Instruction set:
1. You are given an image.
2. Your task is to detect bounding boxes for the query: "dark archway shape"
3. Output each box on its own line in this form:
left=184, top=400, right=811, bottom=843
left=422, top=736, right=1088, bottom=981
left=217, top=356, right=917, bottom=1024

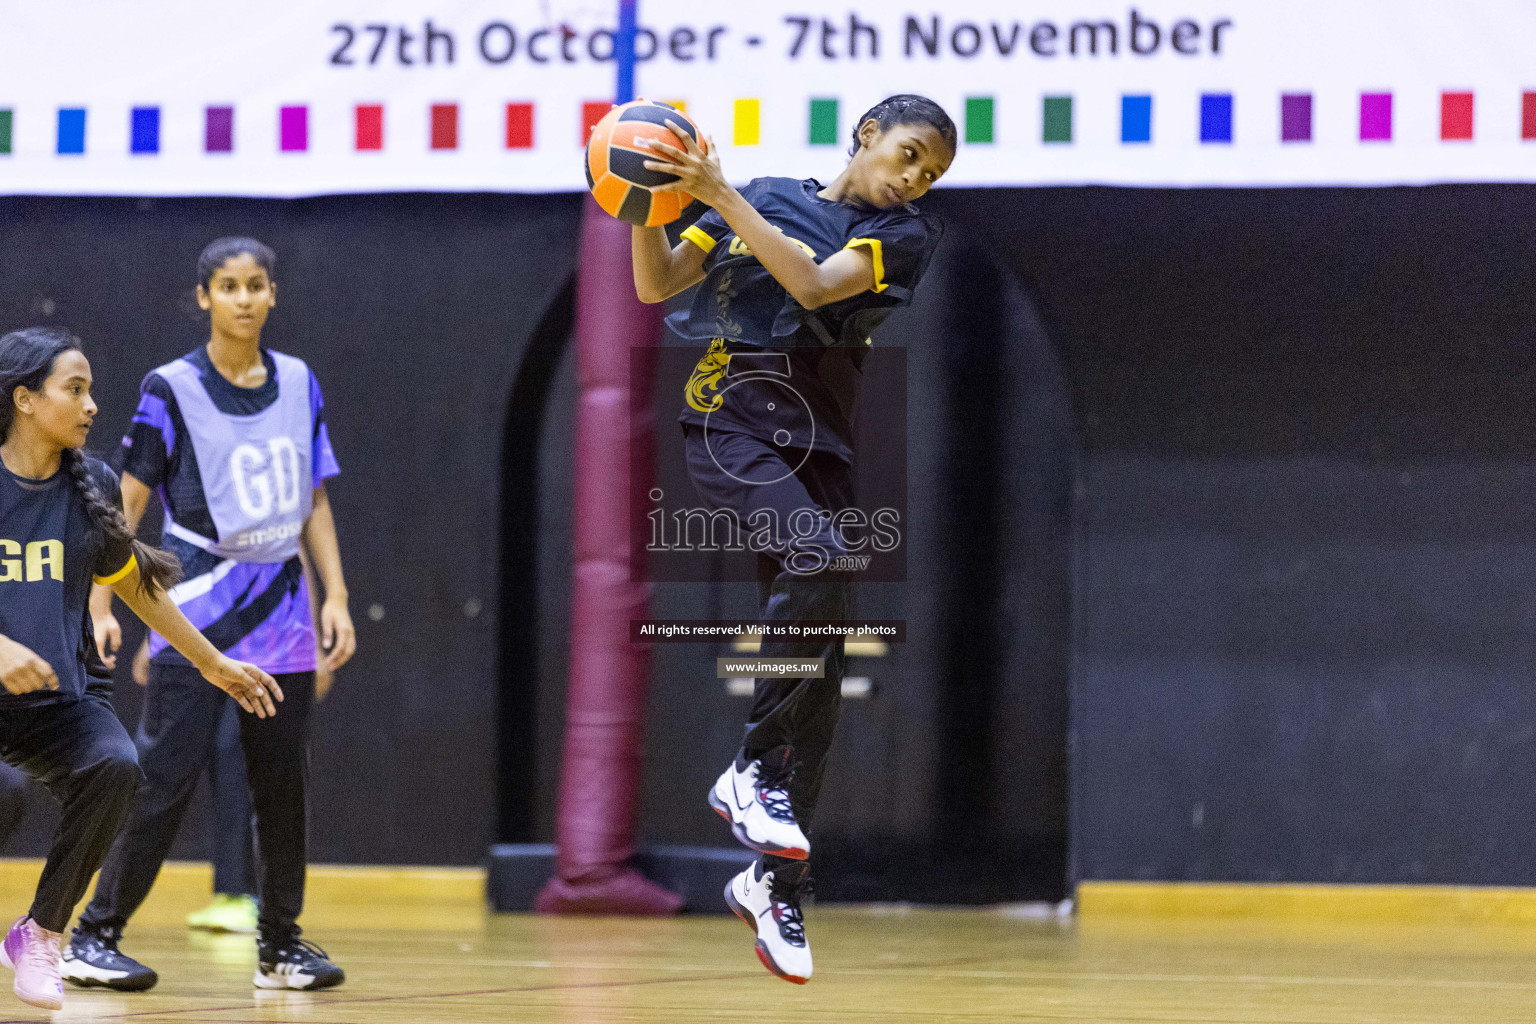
left=497, top=274, right=577, bottom=842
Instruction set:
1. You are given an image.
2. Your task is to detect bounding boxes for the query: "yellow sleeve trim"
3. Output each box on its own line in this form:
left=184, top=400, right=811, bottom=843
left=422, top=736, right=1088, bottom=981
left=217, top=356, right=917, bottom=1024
left=843, top=237, right=888, bottom=293
left=681, top=225, right=717, bottom=255
left=93, top=553, right=137, bottom=587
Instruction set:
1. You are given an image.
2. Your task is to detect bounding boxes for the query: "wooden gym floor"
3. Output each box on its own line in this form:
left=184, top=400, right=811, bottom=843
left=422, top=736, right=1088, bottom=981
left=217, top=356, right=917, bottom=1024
left=1, top=864, right=1534, bottom=1022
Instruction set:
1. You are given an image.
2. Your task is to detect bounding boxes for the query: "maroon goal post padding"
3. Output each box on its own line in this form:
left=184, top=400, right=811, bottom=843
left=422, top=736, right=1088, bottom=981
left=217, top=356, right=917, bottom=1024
left=535, top=200, right=682, bottom=915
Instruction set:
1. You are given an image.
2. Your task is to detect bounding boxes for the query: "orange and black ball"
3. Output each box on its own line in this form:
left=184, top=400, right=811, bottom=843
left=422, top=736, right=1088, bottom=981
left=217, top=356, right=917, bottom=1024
left=585, top=100, right=708, bottom=227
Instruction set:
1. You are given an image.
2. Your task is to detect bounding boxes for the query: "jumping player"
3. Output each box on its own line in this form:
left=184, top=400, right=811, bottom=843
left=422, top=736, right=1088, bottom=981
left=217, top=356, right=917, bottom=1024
left=65, top=237, right=355, bottom=992
left=0, top=327, right=278, bottom=1011
left=631, top=95, right=955, bottom=982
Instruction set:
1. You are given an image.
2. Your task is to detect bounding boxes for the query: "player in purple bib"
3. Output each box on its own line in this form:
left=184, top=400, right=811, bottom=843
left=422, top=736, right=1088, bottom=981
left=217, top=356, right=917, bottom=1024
left=66, top=238, right=356, bottom=993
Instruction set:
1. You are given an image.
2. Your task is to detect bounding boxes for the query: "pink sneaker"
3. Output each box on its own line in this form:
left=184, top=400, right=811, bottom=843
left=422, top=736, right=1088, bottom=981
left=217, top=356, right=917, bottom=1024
left=0, top=917, right=63, bottom=1010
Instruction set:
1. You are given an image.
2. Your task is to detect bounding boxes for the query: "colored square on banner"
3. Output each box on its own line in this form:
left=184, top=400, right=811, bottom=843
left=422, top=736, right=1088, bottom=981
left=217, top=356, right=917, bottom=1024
left=130, top=107, right=160, bottom=154
left=581, top=101, right=610, bottom=145
left=1200, top=94, right=1233, bottom=143
left=663, top=100, right=687, bottom=113
left=1440, top=92, right=1473, bottom=140
left=57, top=108, right=85, bottom=154
left=965, top=97, right=994, bottom=143
left=0, top=111, right=11, bottom=155
left=355, top=105, right=383, bottom=151
left=1042, top=96, right=1072, bottom=143
left=280, top=106, right=308, bottom=152
left=1121, top=95, right=1151, bottom=143
left=506, top=103, right=533, bottom=149
left=1281, top=94, right=1312, bottom=142
left=1359, top=92, right=1392, bottom=141
left=734, top=99, right=760, bottom=145
left=431, top=104, right=458, bottom=150
left=809, top=98, right=838, bottom=145
left=1522, top=93, right=1536, bottom=140
left=205, top=106, right=233, bottom=152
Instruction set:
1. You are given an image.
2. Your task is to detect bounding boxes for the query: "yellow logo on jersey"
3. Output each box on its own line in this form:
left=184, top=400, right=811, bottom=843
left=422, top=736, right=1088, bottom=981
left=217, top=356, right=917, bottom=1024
left=686, top=339, right=730, bottom=413
left=0, top=540, right=62, bottom=583
left=728, top=227, right=818, bottom=259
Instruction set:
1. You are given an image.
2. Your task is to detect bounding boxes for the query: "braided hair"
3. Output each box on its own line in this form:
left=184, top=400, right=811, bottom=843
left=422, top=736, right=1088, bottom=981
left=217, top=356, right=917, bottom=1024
left=848, top=94, right=958, bottom=159
left=0, top=328, right=181, bottom=597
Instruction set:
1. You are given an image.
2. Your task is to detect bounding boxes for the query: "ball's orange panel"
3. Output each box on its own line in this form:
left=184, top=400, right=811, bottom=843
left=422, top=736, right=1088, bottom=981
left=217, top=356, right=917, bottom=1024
left=591, top=172, right=630, bottom=218
left=587, top=134, right=609, bottom=181
left=591, top=106, right=625, bottom=138
left=646, top=190, right=684, bottom=227
left=587, top=117, right=615, bottom=173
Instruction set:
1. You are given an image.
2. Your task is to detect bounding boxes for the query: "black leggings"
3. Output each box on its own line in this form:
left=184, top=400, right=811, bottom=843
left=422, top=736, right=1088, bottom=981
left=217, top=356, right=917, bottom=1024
left=684, top=426, right=854, bottom=870
left=0, top=692, right=140, bottom=932
left=81, top=664, right=314, bottom=944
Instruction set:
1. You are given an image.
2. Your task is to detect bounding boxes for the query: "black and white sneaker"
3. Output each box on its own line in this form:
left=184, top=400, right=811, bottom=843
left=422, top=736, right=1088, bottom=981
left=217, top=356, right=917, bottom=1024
left=708, top=746, right=810, bottom=860
left=61, top=925, right=157, bottom=992
left=254, top=937, right=345, bottom=991
left=724, top=860, right=813, bottom=984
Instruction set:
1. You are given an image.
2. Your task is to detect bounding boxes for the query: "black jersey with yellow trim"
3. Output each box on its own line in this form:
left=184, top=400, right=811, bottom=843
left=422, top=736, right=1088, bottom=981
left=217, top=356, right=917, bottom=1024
left=0, top=456, right=134, bottom=706
left=670, top=176, right=941, bottom=461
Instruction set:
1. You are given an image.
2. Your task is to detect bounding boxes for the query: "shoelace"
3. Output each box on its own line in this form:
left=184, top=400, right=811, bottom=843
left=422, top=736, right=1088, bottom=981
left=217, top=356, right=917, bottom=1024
left=75, top=927, right=119, bottom=956
left=773, top=903, right=806, bottom=944
left=270, top=938, right=331, bottom=964
left=767, top=875, right=812, bottom=945
left=755, top=759, right=802, bottom=824
left=21, top=926, right=59, bottom=977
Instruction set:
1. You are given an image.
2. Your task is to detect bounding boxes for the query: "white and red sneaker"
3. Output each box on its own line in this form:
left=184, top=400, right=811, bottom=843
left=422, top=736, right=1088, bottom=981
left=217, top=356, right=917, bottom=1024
left=724, top=860, right=813, bottom=984
left=0, top=916, right=64, bottom=1010
left=708, top=748, right=809, bottom=860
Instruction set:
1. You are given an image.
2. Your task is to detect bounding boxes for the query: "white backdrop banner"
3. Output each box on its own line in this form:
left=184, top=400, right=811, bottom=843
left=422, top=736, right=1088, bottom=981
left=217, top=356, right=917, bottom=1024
left=2, top=1, right=1535, bottom=195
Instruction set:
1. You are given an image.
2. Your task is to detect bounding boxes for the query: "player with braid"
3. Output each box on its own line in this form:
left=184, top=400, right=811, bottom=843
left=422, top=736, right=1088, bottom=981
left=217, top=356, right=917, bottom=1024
left=0, top=327, right=278, bottom=1012
left=631, top=94, right=956, bottom=982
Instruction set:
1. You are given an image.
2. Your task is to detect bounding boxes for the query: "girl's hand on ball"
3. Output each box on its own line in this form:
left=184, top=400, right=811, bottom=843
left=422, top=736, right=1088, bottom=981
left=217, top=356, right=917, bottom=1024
left=641, top=124, right=727, bottom=206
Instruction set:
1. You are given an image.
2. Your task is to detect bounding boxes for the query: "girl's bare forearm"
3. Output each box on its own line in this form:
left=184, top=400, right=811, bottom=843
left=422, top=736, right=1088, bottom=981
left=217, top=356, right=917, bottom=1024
left=116, top=574, right=219, bottom=671
left=632, top=226, right=677, bottom=302
left=302, top=485, right=348, bottom=602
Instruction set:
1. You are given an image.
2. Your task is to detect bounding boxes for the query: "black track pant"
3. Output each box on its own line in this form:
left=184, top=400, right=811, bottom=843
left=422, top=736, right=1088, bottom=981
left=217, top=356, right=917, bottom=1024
left=0, top=761, right=34, bottom=852
left=0, top=692, right=140, bottom=933
left=209, top=699, right=256, bottom=898
left=81, top=664, right=314, bottom=944
left=684, top=426, right=854, bottom=871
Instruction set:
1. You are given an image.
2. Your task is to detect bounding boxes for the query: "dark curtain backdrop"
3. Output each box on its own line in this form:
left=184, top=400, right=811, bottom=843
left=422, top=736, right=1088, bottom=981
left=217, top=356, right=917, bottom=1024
left=976, top=186, right=1536, bottom=884
left=3, top=185, right=1527, bottom=896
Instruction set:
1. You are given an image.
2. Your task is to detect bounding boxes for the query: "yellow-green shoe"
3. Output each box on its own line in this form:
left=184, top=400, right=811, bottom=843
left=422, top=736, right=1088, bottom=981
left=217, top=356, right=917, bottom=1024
left=186, top=895, right=258, bottom=934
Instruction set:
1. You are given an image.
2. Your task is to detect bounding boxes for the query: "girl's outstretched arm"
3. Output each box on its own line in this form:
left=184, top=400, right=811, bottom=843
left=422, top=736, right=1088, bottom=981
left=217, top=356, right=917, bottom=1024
left=632, top=225, right=707, bottom=303
left=641, top=126, right=876, bottom=310
left=111, top=564, right=282, bottom=716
